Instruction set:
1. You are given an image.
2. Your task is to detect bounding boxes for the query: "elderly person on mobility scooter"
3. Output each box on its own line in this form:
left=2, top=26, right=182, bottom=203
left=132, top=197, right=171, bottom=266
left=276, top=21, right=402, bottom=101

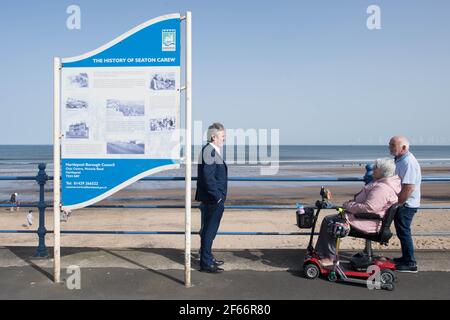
left=315, top=158, right=401, bottom=266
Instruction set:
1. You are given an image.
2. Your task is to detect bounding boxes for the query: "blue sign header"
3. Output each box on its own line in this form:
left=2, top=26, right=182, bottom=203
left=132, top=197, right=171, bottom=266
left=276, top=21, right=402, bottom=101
left=62, top=16, right=180, bottom=68
left=61, top=14, right=182, bottom=210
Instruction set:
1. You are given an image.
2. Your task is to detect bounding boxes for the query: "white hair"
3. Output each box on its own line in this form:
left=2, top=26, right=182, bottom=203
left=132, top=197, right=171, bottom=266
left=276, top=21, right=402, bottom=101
left=374, top=158, right=396, bottom=178
left=207, top=122, right=225, bottom=142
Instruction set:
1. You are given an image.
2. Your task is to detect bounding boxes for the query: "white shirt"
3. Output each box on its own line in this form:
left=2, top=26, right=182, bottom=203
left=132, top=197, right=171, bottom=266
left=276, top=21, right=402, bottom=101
left=208, top=142, right=221, bottom=156
left=395, top=152, right=422, bottom=208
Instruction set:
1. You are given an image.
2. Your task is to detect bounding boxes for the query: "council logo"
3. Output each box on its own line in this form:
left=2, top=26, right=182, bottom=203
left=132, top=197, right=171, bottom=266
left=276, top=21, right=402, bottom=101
left=162, top=29, right=176, bottom=51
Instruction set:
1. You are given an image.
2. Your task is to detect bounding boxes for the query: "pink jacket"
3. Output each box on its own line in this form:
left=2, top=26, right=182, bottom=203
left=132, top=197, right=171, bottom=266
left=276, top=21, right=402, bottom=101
left=343, top=176, right=401, bottom=234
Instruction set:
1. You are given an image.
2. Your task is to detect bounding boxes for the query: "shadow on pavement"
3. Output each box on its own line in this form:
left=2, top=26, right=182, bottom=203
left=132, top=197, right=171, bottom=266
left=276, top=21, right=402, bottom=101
left=100, top=248, right=185, bottom=286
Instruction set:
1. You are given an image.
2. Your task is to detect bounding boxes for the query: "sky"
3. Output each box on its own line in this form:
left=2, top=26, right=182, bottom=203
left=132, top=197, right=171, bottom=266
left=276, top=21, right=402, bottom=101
left=1, top=0, right=449, bottom=145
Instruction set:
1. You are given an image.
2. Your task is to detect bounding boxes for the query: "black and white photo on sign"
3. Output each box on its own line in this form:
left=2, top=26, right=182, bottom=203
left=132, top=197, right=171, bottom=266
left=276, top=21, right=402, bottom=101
left=150, top=73, right=176, bottom=90
left=66, top=97, right=89, bottom=109
left=67, top=73, right=89, bottom=88
left=65, top=122, right=89, bottom=139
left=149, top=116, right=176, bottom=132
left=106, top=140, right=145, bottom=154
left=106, top=99, right=145, bottom=117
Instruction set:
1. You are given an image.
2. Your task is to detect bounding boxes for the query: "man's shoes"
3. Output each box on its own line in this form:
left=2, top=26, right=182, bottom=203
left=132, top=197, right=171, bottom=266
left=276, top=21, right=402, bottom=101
left=395, top=262, right=418, bottom=273
left=200, top=265, right=224, bottom=274
left=213, top=259, right=224, bottom=266
left=197, top=255, right=224, bottom=266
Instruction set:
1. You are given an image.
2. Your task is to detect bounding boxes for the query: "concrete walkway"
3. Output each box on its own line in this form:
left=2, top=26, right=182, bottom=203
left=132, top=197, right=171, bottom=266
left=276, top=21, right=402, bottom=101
left=1, top=246, right=449, bottom=299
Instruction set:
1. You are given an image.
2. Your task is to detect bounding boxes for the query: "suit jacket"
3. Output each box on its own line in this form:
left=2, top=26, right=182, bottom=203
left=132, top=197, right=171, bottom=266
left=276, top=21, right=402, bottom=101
left=195, top=143, right=228, bottom=203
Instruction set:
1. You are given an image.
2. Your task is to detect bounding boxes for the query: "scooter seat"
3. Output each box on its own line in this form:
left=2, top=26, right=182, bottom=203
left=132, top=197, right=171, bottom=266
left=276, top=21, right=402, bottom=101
left=349, top=228, right=392, bottom=245
left=348, top=204, right=401, bottom=246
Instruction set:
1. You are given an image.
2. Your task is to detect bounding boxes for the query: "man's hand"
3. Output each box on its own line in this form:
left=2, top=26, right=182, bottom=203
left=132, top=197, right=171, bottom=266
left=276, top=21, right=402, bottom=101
left=398, top=184, right=415, bottom=204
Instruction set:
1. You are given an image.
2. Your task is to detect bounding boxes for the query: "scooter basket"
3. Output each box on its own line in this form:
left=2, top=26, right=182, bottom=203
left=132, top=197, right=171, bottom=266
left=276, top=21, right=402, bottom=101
left=296, top=207, right=315, bottom=229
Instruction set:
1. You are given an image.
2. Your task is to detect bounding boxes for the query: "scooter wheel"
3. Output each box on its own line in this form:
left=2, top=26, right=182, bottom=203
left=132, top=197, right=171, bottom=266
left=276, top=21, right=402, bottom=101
left=304, top=263, right=320, bottom=280
left=382, top=283, right=395, bottom=291
left=380, top=269, right=396, bottom=284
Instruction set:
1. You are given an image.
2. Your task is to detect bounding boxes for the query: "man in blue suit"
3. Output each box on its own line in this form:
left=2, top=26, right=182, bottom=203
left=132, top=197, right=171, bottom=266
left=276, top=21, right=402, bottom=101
left=196, top=123, right=228, bottom=273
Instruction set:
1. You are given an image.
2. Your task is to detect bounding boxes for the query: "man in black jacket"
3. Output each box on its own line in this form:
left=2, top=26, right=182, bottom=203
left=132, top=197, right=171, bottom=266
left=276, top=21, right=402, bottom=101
left=195, top=123, right=227, bottom=273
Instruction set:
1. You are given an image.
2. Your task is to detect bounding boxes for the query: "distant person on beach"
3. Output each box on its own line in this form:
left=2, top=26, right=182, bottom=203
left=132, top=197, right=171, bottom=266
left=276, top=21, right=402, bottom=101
left=9, top=193, right=18, bottom=211
left=315, top=158, right=401, bottom=266
left=26, top=210, right=33, bottom=228
left=195, top=123, right=228, bottom=274
left=389, top=136, right=422, bottom=273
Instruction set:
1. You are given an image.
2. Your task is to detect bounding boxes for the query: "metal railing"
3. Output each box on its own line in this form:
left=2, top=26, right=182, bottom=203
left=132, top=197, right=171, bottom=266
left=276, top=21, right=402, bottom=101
left=1, top=163, right=450, bottom=257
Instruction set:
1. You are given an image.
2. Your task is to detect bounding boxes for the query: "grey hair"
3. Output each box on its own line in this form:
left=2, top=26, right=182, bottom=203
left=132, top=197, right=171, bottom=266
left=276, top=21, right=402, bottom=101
left=207, top=122, right=225, bottom=142
left=374, top=158, right=396, bottom=178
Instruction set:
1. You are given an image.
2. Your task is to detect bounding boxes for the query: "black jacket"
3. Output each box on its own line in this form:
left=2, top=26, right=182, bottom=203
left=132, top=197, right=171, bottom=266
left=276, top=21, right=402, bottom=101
left=195, top=144, right=228, bottom=203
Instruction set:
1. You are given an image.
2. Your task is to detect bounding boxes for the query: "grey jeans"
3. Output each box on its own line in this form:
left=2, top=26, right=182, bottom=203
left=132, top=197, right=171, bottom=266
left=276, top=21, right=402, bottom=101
left=315, top=214, right=341, bottom=260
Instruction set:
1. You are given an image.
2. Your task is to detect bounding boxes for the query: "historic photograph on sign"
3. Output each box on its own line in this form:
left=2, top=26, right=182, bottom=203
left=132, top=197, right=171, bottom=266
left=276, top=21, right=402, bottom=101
left=67, top=73, right=89, bottom=88
left=149, top=73, right=176, bottom=90
left=106, top=140, right=145, bottom=154
left=66, top=97, right=89, bottom=109
left=106, top=99, right=145, bottom=116
left=65, top=122, right=90, bottom=139
left=149, top=116, right=176, bottom=132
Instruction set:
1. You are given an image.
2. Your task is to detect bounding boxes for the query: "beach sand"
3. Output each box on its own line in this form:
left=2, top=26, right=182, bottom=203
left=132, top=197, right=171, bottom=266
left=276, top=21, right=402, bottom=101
left=1, top=176, right=450, bottom=250
left=1, top=207, right=450, bottom=250
left=0, top=188, right=450, bottom=250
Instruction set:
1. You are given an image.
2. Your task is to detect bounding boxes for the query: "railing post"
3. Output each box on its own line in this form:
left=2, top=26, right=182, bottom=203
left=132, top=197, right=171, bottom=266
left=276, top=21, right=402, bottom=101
left=35, top=163, right=49, bottom=258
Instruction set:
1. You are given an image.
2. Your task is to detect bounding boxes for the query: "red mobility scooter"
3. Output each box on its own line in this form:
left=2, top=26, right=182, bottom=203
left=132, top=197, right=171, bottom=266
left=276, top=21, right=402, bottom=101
left=297, top=187, right=399, bottom=291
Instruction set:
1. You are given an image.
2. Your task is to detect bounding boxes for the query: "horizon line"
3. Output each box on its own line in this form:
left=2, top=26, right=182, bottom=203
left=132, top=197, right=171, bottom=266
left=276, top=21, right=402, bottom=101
left=1, top=144, right=450, bottom=147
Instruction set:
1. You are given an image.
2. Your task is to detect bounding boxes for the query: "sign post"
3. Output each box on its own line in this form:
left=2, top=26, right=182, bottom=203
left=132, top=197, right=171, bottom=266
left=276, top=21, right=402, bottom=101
left=184, top=11, right=192, bottom=288
left=53, top=57, right=62, bottom=283
left=53, top=13, right=191, bottom=285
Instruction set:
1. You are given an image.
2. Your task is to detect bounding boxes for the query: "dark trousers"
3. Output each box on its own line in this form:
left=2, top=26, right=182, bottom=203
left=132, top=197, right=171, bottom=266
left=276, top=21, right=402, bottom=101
left=394, top=205, right=417, bottom=264
left=199, top=201, right=224, bottom=267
